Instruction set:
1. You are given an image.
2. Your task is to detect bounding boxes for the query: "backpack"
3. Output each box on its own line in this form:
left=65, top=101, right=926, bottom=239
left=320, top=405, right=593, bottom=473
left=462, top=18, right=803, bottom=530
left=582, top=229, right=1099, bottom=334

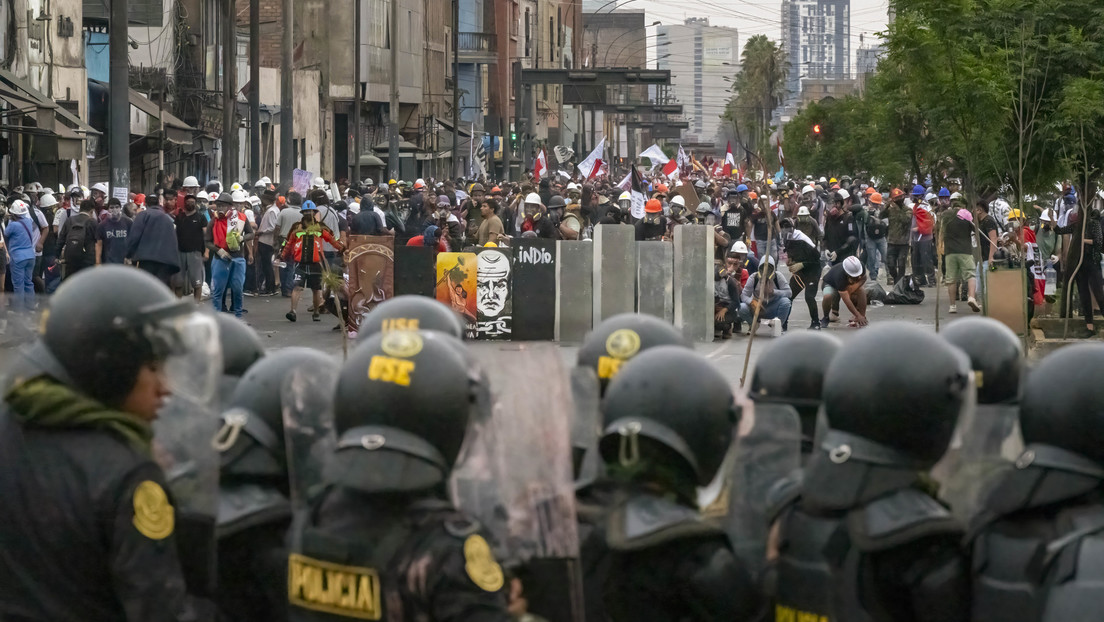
left=62, top=213, right=93, bottom=264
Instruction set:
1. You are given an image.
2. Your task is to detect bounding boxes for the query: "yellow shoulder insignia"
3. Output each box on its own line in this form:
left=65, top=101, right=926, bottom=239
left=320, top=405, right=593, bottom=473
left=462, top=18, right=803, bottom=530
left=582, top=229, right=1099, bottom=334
left=463, top=534, right=504, bottom=592
left=132, top=480, right=174, bottom=540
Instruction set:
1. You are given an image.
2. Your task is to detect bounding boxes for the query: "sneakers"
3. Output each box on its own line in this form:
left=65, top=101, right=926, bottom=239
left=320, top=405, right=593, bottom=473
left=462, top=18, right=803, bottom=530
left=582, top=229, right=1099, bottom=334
left=967, top=297, right=981, bottom=312
left=286, top=311, right=297, bottom=322
left=770, top=318, right=783, bottom=337
left=809, top=321, right=822, bottom=330
left=312, top=312, right=321, bottom=322
left=948, top=304, right=957, bottom=314
left=820, top=316, right=831, bottom=329
left=829, top=311, right=841, bottom=323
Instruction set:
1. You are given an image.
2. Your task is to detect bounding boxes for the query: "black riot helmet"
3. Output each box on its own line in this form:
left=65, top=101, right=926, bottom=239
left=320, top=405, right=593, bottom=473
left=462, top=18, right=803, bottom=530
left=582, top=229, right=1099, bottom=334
left=356, top=295, right=464, bottom=341
left=940, top=317, right=1023, bottom=404
left=328, top=330, right=478, bottom=493
left=749, top=331, right=841, bottom=441
left=35, top=266, right=219, bottom=407
left=216, top=348, right=338, bottom=479
left=1020, top=344, right=1104, bottom=464
left=600, top=346, right=739, bottom=492
left=215, top=314, right=266, bottom=377
left=577, top=313, right=691, bottom=394
left=822, top=322, right=971, bottom=466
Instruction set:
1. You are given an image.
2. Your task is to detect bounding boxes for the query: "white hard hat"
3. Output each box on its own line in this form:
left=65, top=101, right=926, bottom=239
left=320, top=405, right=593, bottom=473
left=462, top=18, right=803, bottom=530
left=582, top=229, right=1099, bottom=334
left=255, top=179, right=267, bottom=188
left=818, top=176, right=828, bottom=183
left=566, top=182, right=579, bottom=191
left=41, top=186, right=54, bottom=196
left=524, top=192, right=542, bottom=205
left=924, top=192, right=936, bottom=202
left=260, top=176, right=272, bottom=185
left=231, top=189, right=249, bottom=203
left=802, top=185, right=815, bottom=194
left=196, top=191, right=210, bottom=201
left=797, top=206, right=810, bottom=216
left=9, top=200, right=28, bottom=216
left=1039, top=209, right=1055, bottom=223
left=248, top=195, right=262, bottom=207
left=843, top=255, right=864, bottom=277
left=182, top=176, right=200, bottom=188
left=81, top=185, right=90, bottom=199
left=311, top=176, right=326, bottom=189
left=837, top=188, right=851, bottom=200
left=730, top=241, right=748, bottom=254
left=670, top=195, right=685, bottom=207
left=949, top=191, right=962, bottom=200
left=618, top=191, right=631, bottom=202
left=230, top=182, right=244, bottom=192
left=90, top=182, right=109, bottom=195
left=25, top=182, right=41, bottom=193
left=38, top=194, right=58, bottom=208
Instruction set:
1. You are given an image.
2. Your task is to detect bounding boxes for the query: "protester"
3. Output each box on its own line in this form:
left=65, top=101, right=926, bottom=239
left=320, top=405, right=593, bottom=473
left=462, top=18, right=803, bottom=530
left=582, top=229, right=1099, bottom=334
left=938, top=196, right=981, bottom=314
left=95, top=198, right=132, bottom=265
left=476, top=198, right=505, bottom=246
left=55, top=198, right=98, bottom=279
left=821, top=255, right=869, bottom=327
left=739, top=257, right=792, bottom=335
left=125, top=193, right=181, bottom=288
left=206, top=192, right=253, bottom=318
left=282, top=200, right=345, bottom=323
left=175, top=193, right=208, bottom=302
left=4, top=200, right=37, bottom=313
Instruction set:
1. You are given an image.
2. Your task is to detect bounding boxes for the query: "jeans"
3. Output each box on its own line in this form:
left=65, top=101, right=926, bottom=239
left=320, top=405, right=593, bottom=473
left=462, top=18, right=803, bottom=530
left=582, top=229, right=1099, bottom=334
left=257, top=242, right=276, bottom=293
left=9, top=257, right=34, bottom=312
left=738, top=296, right=792, bottom=325
left=912, top=237, right=933, bottom=283
left=280, top=259, right=297, bottom=296
left=755, top=238, right=779, bottom=263
left=865, top=237, right=887, bottom=281
left=211, top=256, right=247, bottom=317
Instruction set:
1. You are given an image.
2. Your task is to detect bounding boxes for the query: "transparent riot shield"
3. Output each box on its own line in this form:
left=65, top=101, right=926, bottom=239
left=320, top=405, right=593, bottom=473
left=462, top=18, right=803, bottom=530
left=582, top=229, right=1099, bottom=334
left=715, top=400, right=802, bottom=579
left=570, top=366, right=602, bottom=490
left=453, top=343, right=584, bottom=622
left=152, top=393, right=222, bottom=597
left=934, top=402, right=1022, bottom=522
left=281, top=361, right=340, bottom=513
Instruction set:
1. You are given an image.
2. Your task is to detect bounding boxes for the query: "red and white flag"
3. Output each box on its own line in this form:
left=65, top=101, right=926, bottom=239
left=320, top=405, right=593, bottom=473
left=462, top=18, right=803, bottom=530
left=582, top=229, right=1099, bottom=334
left=676, top=144, right=690, bottom=173
left=661, top=159, right=679, bottom=178
left=577, top=138, right=606, bottom=180
left=533, top=148, right=548, bottom=182
left=722, top=142, right=736, bottom=178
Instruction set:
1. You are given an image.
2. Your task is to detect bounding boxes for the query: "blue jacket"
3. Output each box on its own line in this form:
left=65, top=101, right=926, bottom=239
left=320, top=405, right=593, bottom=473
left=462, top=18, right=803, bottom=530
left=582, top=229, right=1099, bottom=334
left=126, top=207, right=180, bottom=269
left=4, top=216, right=37, bottom=263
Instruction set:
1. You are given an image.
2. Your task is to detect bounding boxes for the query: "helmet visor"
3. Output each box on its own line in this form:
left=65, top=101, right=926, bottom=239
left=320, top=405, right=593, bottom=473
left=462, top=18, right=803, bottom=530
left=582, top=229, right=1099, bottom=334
left=147, top=312, right=221, bottom=404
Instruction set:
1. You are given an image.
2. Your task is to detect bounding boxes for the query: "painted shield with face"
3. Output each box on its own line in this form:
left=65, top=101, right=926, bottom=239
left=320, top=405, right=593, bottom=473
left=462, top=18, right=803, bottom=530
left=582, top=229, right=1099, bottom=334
left=476, top=248, right=512, bottom=340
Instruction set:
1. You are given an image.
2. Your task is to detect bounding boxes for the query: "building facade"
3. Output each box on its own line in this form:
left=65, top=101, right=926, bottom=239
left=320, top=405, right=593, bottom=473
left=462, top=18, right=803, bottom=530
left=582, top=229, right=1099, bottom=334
left=781, top=0, right=850, bottom=111
left=656, top=18, right=738, bottom=147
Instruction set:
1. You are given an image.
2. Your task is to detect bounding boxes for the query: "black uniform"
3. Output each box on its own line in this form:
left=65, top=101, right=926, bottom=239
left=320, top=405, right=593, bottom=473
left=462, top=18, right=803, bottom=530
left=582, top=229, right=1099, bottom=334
left=635, top=213, right=667, bottom=241
left=289, top=492, right=509, bottom=621
left=0, top=390, right=197, bottom=621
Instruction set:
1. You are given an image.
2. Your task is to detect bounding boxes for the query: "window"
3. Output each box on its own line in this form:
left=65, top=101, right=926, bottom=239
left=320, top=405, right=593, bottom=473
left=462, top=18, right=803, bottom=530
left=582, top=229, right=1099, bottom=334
left=549, top=17, right=554, bottom=61
left=524, top=8, right=531, bottom=56
left=557, top=7, right=562, bottom=47
left=84, top=0, right=162, bottom=27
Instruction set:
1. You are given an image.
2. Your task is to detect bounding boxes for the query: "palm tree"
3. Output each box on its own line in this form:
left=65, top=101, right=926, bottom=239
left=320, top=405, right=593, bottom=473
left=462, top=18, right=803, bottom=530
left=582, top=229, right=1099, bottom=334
left=724, top=35, right=789, bottom=158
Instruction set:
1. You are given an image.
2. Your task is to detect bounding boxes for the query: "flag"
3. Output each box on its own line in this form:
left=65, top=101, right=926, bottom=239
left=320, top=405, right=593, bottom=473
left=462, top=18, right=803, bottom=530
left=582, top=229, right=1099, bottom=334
left=661, top=159, right=679, bottom=178
left=617, top=171, right=632, bottom=191
left=474, top=134, right=489, bottom=179
left=722, top=142, right=735, bottom=177
left=676, top=144, right=690, bottom=173
left=629, top=166, right=647, bottom=219
left=533, top=148, right=548, bottom=182
left=638, top=144, right=670, bottom=165
left=578, top=138, right=606, bottom=180
left=777, top=140, right=786, bottom=170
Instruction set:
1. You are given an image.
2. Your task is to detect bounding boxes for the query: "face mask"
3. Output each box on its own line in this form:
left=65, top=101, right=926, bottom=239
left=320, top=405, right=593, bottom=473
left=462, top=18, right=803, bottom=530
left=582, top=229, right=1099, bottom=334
left=1011, top=220, right=1022, bottom=229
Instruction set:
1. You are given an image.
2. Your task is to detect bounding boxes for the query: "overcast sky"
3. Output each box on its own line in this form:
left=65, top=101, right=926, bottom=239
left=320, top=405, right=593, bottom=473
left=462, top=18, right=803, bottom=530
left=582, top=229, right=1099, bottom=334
left=589, top=0, right=890, bottom=72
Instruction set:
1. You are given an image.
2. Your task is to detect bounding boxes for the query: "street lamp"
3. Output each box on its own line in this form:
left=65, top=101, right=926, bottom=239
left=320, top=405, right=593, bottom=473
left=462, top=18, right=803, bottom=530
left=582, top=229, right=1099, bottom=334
left=610, top=35, right=669, bottom=68
left=601, top=21, right=661, bottom=64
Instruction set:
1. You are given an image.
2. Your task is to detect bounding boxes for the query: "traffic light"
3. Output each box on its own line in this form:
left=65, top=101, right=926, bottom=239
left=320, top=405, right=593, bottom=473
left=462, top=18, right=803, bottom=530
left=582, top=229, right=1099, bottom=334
left=812, top=124, right=821, bottom=135
left=510, top=131, right=518, bottom=150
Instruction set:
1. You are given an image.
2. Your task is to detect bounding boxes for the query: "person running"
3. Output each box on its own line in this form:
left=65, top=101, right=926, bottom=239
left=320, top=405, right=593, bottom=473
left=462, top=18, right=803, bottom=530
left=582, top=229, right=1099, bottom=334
left=281, top=200, right=345, bottom=322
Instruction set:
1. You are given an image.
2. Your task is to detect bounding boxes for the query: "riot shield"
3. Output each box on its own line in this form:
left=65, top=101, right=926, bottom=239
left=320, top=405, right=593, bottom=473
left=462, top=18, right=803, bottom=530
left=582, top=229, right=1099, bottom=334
left=453, top=343, right=584, bottom=622
left=152, top=393, right=221, bottom=597
left=715, top=400, right=802, bottom=579
left=934, top=402, right=1022, bottom=522
left=281, top=361, right=340, bottom=513
left=569, top=366, right=602, bottom=490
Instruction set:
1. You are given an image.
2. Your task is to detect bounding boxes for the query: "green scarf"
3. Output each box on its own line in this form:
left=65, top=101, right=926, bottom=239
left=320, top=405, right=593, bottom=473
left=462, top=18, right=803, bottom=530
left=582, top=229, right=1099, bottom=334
left=5, top=376, right=153, bottom=456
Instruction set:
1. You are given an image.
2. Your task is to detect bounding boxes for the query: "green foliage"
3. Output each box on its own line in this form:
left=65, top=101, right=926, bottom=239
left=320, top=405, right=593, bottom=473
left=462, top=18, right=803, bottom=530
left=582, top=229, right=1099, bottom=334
left=722, top=35, right=789, bottom=161
left=782, top=0, right=1104, bottom=198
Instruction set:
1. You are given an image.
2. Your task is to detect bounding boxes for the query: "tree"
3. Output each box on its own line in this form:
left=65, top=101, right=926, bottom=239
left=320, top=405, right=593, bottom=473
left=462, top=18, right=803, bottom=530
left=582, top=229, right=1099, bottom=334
left=722, top=35, right=789, bottom=163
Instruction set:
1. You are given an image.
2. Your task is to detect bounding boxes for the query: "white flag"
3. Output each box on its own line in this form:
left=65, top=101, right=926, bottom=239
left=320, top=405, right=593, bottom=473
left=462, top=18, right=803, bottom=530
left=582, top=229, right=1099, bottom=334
left=533, top=149, right=548, bottom=182
left=638, top=144, right=670, bottom=164
left=577, top=138, right=606, bottom=180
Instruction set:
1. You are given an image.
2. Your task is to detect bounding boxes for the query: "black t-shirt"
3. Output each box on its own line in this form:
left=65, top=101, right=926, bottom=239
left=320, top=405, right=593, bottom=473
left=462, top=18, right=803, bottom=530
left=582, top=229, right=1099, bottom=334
left=868, top=213, right=888, bottom=239
left=349, top=210, right=384, bottom=235
left=943, top=213, right=975, bottom=256
left=96, top=216, right=132, bottom=264
left=752, top=210, right=769, bottom=239
left=175, top=210, right=207, bottom=253
left=978, top=215, right=998, bottom=259
left=822, top=262, right=859, bottom=291
left=721, top=208, right=743, bottom=240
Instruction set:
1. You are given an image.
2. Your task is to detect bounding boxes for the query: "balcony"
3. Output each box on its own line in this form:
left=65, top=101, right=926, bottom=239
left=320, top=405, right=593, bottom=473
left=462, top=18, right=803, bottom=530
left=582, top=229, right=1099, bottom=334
left=458, top=32, right=497, bottom=64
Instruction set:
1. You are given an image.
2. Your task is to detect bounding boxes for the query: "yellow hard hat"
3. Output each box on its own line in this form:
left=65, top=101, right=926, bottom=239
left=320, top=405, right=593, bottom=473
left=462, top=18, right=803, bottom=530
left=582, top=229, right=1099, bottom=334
left=389, top=179, right=397, bottom=185
left=766, top=179, right=774, bottom=186
left=1007, top=209, right=1025, bottom=220
left=483, top=242, right=498, bottom=248
left=829, top=177, right=838, bottom=184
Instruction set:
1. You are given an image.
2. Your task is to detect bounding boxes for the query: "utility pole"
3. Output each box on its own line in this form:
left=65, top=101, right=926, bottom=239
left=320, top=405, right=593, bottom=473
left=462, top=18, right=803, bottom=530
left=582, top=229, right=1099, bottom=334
left=249, top=0, right=260, bottom=182
left=387, top=0, right=399, bottom=181
left=279, top=0, right=293, bottom=185
left=352, top=0, right=362, bottom=183
left=109, top=0, right=129, bottom=201
left=222, top=0, right=237, bottom=183
left=451, top=0, right=459, bottom=178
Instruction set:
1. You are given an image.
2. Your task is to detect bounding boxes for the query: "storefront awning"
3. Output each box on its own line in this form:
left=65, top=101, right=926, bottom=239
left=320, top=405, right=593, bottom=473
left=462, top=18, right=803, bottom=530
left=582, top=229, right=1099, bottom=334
left=128, top=88, right=195, bottom=144
left=0, top=67, right=100, bottom=139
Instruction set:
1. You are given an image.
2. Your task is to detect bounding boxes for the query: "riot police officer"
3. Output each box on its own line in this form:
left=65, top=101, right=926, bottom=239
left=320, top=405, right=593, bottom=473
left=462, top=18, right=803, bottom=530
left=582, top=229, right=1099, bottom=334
left=356, top=294, right=464, bottom=341
left=0, top=266, right=220, bottom=621
left=213, top=348, right=338, bottom=622
left=748, top=331, right=841, bottom=457
left=967, top=344, right=1104, bottom=622
left=770, top=323, right=971, bottom=622
left=287, top=330, right=511, bottom=621
left=936, top=317, right=1024, bottom=521
left=588, top=346, right=765, bottom=621
left=576, top=312, right=691, bottom=396
left=213, top=313, right=266, bottom=400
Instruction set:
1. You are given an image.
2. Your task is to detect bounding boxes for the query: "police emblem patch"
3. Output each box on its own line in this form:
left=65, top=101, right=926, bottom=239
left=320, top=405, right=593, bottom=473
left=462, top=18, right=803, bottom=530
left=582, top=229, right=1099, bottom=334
left=605, top=329, right=641, bottom=360
left=380, top=330, right=424, bottom=358
left=132, top=480, right=174, bottom=540
left=463, top=534, right=504, bottom=592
